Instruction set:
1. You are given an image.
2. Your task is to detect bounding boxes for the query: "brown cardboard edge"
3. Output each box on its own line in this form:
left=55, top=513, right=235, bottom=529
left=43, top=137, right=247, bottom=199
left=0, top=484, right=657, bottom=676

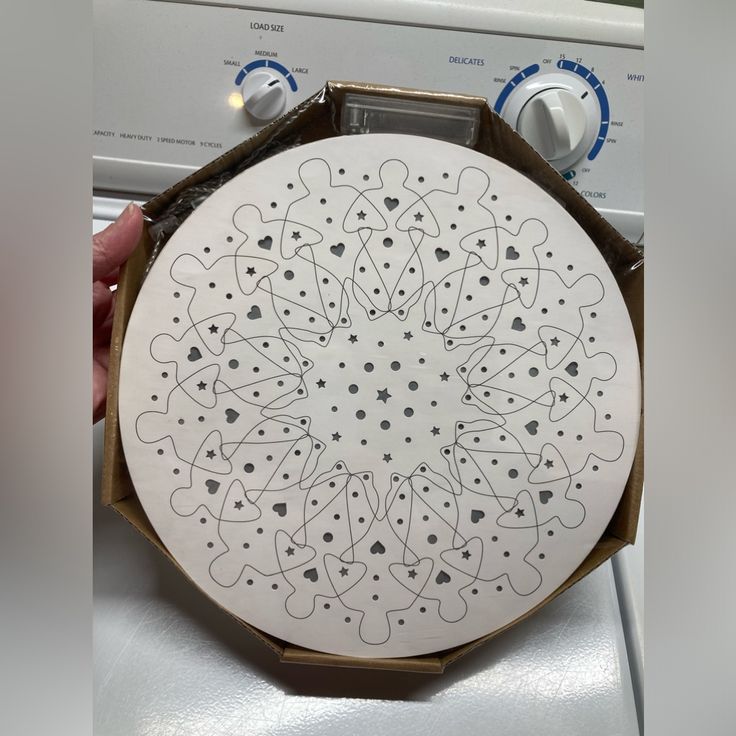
left=100, top=80, right=643, bottom=672
left=279, top=648, right=443, bottom=673
left=603, top=261, right=644, bottom=545
left=101, top=231, right=153, bottom=506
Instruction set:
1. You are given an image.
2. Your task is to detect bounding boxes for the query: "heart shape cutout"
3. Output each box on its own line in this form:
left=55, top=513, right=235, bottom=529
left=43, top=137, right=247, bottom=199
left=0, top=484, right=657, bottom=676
left=512, top=316, right=526, bottom=331
left=187, top=346, right=202, bottom=362
left=434, top=247, right=450, bottom=262
left=225, top=408, right=240, bottom=424
left=205, top=479, right=220, bottom=495
left=435, top=570, right=451, bottom=585
left=470, top=509, right=485, bottom=524
left=525, top=420, right=539, bottom=436
left=370, top=540, right=386, bottom=555
left=384, top=197, right=399, bottom=211
left=565, top=361, right=579, bottom=377
left=330, top=242, right=345, bottom=257
left=539, top=490, right=553, bottom=505
left=257, top=235, right=272, bottom=250
left=247, top=305, right=262, bottom=320
left=505, top=246, right=520, bottom=260
left=272, top=502, right=287, bottom=517
left=303, top=567, right=319, bottom=583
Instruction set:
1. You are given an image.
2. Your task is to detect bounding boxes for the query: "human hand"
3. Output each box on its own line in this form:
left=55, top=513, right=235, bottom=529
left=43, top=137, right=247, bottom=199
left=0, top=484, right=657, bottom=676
left=93, top=203, right=144, bottom=423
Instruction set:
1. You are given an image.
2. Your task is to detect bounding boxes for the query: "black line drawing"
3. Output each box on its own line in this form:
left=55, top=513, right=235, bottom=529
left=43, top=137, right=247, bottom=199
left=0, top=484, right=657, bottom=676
left=120, top=138, right=639, bottom=657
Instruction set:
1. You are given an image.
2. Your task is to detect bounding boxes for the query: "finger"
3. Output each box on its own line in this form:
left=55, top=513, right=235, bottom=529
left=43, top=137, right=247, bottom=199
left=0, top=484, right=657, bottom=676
left=93, top=203, right=144, bottom=282
left=94, top=288, right=118, bottom=347
left=94, top=343, right=110, bottom=372
left=93, top=280, right=114, bottom=329
left=100, top=268, right=120, bottom=287
left=93, top=348, right=109, bottom=423
left=94, top=310, right=115, bottom=348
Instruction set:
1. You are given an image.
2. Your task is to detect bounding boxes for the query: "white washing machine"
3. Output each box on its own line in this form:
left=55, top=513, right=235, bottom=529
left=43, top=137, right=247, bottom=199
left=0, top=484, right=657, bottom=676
left=93, top=1, right=643, bottom=732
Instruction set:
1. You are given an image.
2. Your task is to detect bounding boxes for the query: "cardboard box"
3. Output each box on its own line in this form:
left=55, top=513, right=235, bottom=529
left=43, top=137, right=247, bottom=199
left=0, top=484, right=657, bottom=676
left=102, top=81, right=643, bottom=674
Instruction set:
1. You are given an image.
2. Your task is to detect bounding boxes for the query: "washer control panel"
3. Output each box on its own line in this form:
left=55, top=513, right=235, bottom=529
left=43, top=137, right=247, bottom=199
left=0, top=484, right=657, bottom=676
left=495, top=60, right=613, bottom=176
left=94, top=2, right=643, bottom=238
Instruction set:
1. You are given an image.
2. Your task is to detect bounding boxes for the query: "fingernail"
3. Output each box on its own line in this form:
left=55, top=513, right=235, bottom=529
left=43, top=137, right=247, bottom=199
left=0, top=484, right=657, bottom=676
left=121, top=202, right=137, bottom=219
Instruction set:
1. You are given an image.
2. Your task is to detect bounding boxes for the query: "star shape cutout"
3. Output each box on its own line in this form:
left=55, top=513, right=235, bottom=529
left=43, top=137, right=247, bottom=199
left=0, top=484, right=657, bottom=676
left=515, top=508, right=525, bottom=517
left=332, top=432, right=341, bottom=442
left=550, top=336, right=560, bottom=346
left=376, top=387, right=392, bottom=403
left=285, top=546, right=295, bottom=557
left=316, top=378, right=326, bottom=388
left=339, top=567, right=349, bottom=577
left=461, top=550, right=471, bottom=559
left=383, top=453, right=392, bottom=463
left=403, top=331, right=413, bottom=341
left=348, top=334, right=358, bottom=344
left=197, top=381, right=207, bottom=391
left=206, top=449, right=216, bottom=459
left=544, top=459, right=554, bottom=469
left=246, top=266, right=256, bottom=276
left=208, top=324, right=219, bottom=334
left=407, top=569, right=417, bottom=579
left=559, top=393, right=569, bottom=403
left=291, top=230, right=301, bottom=240
left=476, top=238, right=486, bottom=249
left=413, top=212, right=424, bottom=222
left=357, top=210, right=366, bottom=221
left=430, top=426, right=440, bottom=436
left=234, top=500, right=243, bottom=510
left=439, top=372, right=450, bottom=382
left=519, top=276, right=529, bottom=286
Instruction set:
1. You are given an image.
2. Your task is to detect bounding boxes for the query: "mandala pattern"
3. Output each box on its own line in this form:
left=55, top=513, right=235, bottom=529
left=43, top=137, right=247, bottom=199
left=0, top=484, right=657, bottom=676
left=119, top=134, right=640, bottom=658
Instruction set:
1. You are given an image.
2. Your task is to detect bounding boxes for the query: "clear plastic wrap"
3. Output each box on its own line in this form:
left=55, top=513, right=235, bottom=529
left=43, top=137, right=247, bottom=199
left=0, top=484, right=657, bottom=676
left=141, top=82, right=643, bottom=287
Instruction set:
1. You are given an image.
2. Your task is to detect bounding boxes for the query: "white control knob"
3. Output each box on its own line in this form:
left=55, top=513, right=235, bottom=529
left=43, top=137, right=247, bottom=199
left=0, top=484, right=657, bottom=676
left=498, top=72, right=600, bottom=172
left=241, top=70, right=287, bottom=121
left=517, top=89, right=587, bottom=162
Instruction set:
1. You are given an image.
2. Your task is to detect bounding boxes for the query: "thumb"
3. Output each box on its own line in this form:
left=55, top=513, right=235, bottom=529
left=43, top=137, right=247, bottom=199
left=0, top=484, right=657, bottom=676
left=93, top=203, right=144, bottom=282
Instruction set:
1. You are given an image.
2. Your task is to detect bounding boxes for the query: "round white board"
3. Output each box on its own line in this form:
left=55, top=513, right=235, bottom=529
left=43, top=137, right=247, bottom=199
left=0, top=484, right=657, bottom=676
left=119, top=134, right=640, bottom=658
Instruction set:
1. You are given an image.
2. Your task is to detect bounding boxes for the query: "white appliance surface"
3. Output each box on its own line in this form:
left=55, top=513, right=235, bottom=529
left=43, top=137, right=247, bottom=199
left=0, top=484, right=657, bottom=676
left=94, top=0, right=643, bottom=728
left=94, top=416, right=639, bottom=736
left=612, top=502, right=644, bottom=725
left=94, top=0, right=643, bottom=241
